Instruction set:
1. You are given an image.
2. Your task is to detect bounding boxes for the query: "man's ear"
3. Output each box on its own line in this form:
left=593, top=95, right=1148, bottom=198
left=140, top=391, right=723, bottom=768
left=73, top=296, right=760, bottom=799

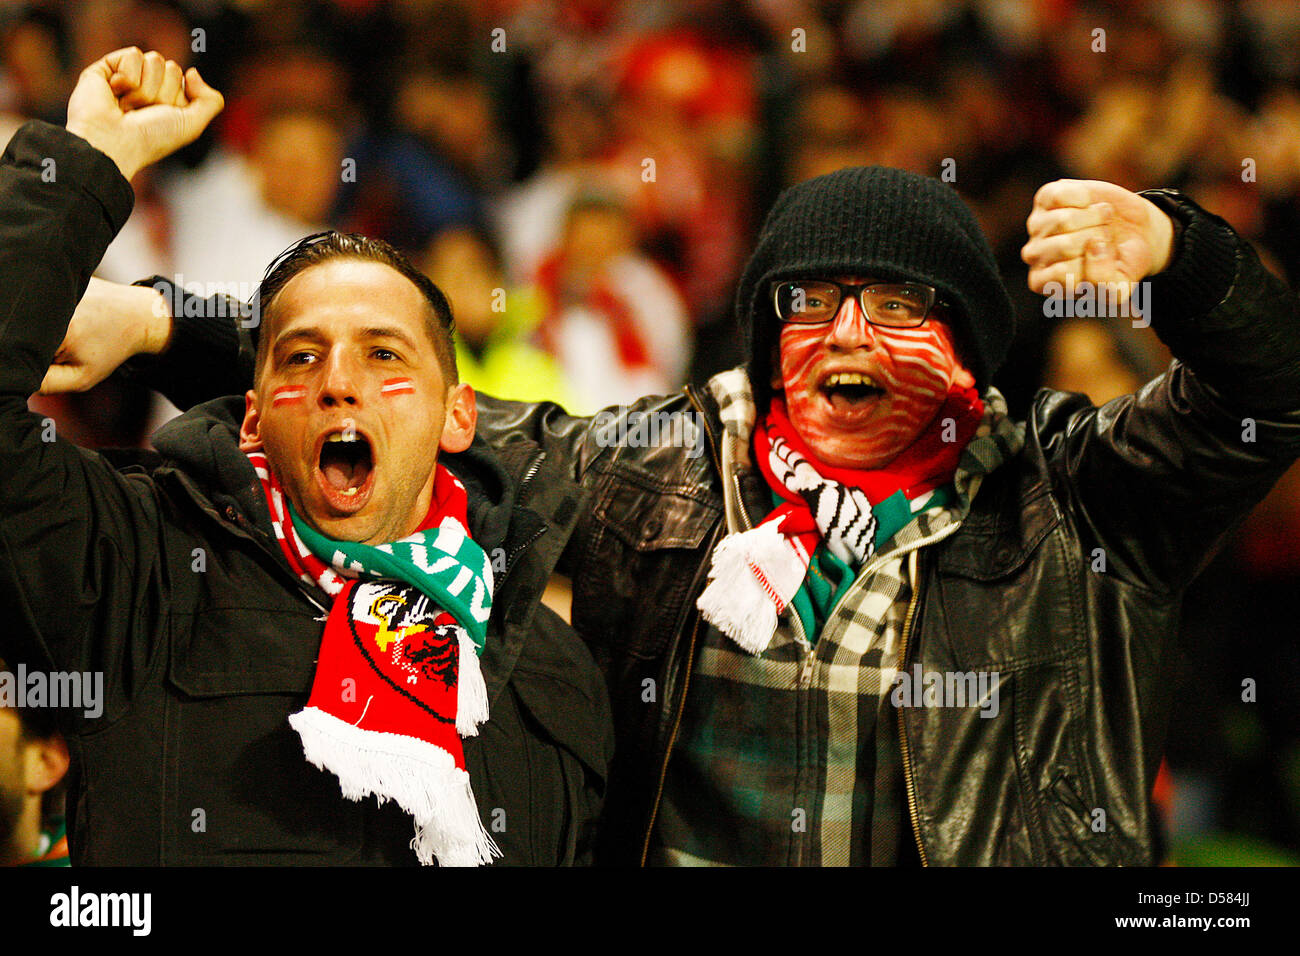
left=22, top=734, right=69, bottom=795
left=439, top=382, right=476, bottom=454
left=238, top=390, right=264, bottom=452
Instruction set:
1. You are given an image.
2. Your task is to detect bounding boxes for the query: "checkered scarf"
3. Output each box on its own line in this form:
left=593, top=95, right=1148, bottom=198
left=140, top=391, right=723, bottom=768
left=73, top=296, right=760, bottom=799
left=247, top=451, right=499, bottom=866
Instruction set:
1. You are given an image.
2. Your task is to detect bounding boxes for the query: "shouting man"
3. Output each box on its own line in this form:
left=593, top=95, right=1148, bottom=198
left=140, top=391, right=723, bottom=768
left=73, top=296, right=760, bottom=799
left=53, top=97, right=1300, bottom=866
left=0, top=48, right=611, bottom=866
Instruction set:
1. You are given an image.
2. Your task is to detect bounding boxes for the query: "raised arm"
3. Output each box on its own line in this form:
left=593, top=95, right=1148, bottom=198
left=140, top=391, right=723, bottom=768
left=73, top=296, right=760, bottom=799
left=0, top=49, right=222, bottom=699
left=1021, top=179, right=1300, bottom=592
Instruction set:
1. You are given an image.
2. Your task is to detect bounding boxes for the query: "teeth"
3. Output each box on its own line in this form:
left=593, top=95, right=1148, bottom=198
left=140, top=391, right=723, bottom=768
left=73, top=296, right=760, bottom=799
left=325, top=433, right=359, bottom=443
left=825, top=372, right=876, bottom=388
left=339, top=487, right=359, bottom=496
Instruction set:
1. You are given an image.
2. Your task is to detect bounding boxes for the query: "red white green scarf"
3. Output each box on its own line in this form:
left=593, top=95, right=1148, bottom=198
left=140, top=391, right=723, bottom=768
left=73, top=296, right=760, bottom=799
left=247, top=451, right=498, bottom=866
left=698, top=386, right=983, bottom=653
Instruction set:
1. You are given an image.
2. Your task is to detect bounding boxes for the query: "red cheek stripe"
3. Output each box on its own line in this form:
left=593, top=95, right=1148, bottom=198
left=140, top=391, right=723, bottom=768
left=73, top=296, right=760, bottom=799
left=381, top=377, right=416, bottom=396
left=272, top=385, right=307, bottom=406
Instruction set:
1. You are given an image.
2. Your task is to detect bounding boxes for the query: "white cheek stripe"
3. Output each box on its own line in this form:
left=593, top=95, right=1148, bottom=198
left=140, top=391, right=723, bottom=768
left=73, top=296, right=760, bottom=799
left=381, top=378, right=415, bottom=395
left=272, top=386, right=307, bottom=405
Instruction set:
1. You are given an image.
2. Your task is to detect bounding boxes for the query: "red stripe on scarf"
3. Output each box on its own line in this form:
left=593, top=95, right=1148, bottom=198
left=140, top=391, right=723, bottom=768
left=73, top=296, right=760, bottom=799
left=754, top=383, right=983, bottom=540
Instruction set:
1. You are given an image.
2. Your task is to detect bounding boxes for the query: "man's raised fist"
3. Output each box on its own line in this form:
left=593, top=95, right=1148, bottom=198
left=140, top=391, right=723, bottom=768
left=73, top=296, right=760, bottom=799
left=1021, top=179, right=1176, bottom=298
left=65, top=47, right=224, bottom=181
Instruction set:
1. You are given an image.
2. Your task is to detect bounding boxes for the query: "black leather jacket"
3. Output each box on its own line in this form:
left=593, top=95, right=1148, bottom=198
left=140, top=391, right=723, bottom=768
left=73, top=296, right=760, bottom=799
left=473, top=189, right=1300, bottom=865
left=136, top=184, right=1300, bottom=865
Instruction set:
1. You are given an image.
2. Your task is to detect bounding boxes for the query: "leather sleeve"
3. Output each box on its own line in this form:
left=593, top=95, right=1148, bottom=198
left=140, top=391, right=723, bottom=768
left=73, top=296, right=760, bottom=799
left=1036, top=194, right=1300, bottom=593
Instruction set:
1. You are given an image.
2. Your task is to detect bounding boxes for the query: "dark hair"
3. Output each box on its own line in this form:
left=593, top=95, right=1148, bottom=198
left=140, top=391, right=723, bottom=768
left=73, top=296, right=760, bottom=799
left=253, top=232, right=459, bottom=386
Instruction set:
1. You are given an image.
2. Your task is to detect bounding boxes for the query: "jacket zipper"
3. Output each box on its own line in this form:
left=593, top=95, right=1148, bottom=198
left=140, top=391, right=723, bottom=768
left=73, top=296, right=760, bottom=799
left=638, top=609, right=705, bottom=866
left=896, top=547, right=928, bottom=866
left=637, top=387, right=722, bottom=864
left=493, top=450, right=548, bottom=591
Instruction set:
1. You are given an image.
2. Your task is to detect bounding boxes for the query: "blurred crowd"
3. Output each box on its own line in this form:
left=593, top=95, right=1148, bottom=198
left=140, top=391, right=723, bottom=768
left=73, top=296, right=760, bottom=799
left=1, top=0, right=1298, bottom=866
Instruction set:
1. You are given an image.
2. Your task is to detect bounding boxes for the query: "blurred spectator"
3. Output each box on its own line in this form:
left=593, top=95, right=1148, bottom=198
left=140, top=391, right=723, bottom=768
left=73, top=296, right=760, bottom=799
left=494, top=86, right=616, bottom=288
left=0, top=660, right=71, bottom=867
left=533, top=193, right=690, bottom=408
left=0, top=8, right=71, bottom=125
left=141, top=103, right=345, bottom=291
left=420, top=224, right=583, bottom=411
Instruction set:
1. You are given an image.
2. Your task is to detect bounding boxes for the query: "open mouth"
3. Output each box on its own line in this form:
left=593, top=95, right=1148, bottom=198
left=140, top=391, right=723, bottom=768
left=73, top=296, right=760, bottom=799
left=820, top=371, right=886, bottom=413
left=316, top=430, right=375, bottom=511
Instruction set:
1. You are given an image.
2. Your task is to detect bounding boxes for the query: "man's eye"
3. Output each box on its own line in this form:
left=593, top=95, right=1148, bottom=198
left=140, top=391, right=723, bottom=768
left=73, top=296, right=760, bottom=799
left=286, top=351, right=317, bottom=365
left=372, top=348, right=399, bottom=361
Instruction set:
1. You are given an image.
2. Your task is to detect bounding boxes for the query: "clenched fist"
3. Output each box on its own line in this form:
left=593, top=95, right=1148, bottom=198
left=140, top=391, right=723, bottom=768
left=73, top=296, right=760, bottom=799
left=65, top=47, right=224, bottom=181
left=1021, top=179, right=1175, bottom=296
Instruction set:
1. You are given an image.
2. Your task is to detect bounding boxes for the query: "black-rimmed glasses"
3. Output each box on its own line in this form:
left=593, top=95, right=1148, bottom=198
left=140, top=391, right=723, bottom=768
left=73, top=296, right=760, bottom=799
left=770, top=279, right=944, bottom=327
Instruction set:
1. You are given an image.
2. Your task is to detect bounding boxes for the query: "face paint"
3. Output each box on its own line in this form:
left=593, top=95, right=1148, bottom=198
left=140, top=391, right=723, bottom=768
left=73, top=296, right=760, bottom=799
left=777, top=286, right=974, bottom=470
left=380, top=377, right=416, bottom=397
left=272, top=385, right=307, bottom=406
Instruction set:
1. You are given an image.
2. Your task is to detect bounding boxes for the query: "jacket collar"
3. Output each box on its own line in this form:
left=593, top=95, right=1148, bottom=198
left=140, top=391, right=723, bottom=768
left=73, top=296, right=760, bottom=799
left=149, top=396, right=583, bottom=703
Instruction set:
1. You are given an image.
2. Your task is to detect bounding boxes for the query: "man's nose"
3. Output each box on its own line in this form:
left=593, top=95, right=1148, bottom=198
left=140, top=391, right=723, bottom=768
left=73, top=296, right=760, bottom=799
left=317, top=348, right=363, bottom=407
left=825, top=293, right=877, bottom=350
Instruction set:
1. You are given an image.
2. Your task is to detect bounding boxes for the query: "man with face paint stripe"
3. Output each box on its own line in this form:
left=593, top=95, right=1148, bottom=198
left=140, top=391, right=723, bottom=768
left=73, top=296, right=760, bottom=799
left=0, top=49, right=612, bottom=866
left=55, top=163, right=1300, bottom=866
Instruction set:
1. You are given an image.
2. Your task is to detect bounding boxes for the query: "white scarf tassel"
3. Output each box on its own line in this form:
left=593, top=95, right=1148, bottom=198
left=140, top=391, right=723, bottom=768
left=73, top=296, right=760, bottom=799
left=289, top=706, right=501, bottom=866
left=455, top=628, right=490, bottom=737
left=697, top=521, right=808, bottom=654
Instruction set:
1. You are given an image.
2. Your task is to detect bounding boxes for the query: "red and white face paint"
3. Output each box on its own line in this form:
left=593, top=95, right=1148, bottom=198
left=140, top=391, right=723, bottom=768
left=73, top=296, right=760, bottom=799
left=775, top=278, right=975, bottom=470
left=380, top=377, right=416, bottom=397
left=272, top=385, right=307, bottom=407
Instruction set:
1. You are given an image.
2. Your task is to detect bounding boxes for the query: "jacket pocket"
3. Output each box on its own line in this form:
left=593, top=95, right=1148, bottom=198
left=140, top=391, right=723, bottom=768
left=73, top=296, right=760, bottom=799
left=162, top=607, right=365, bottom=864
left=933, top=496, right=1082, bottom=668
left=1041, top=768, right=1117, bottom=866
left=576, top=463, right=720, bottom=661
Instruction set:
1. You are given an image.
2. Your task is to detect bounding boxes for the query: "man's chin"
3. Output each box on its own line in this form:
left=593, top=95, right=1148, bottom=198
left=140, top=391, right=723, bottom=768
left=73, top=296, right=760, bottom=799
left=297, top=506, right=380, bottom=544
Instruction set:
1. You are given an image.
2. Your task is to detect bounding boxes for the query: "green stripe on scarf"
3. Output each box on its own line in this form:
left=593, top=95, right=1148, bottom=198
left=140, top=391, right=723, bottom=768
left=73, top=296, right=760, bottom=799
left=782, top=485, right=955, bottom=644
left=289, top=502, right=493, bottom=651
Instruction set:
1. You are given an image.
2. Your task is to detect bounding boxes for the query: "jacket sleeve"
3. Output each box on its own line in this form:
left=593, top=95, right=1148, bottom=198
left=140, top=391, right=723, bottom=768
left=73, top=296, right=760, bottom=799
left=0, top=121, right=165, bottom=727
left=1038, top=191, right=1300, bottom=593
left=122, top=275, right=254, bottom=408
left=474, top=395, right=608, bottom=484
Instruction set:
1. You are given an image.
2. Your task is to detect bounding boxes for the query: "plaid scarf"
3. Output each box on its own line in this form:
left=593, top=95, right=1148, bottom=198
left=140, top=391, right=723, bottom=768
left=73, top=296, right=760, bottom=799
left=247, top=451, right=498, bottom=866
left=698, top=386, right=983, bottom=654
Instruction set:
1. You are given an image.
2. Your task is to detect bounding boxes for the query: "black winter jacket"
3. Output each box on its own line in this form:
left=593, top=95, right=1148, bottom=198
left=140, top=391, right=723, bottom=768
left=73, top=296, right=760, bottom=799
left=0, top=121, right=613, bottom=865
left=132, top=162, right=1300, bottom=864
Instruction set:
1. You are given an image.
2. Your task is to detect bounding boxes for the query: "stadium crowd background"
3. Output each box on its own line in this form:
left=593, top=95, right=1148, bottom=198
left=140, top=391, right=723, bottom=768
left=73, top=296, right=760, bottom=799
left=1, top=0, right=1298, bottom=865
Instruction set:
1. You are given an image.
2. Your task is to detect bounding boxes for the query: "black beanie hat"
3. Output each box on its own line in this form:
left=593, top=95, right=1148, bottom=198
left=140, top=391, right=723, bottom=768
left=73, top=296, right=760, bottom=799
left=737, top=166, right=1016, bottom=410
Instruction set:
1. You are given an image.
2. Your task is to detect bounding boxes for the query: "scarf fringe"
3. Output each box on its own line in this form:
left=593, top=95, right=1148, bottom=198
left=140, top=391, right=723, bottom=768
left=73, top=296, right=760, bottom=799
left=697, top=522, right=808, bottom=654
left=289, top=706, right=501, bottom=867
left=456, top=628, right=489, bottom=737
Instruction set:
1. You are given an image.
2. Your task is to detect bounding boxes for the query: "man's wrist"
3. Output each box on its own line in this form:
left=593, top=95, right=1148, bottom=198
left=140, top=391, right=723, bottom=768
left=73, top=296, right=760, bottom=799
left=139, top=283, right=172, bottom=354
left=63, top=123, right=139, bottom=182
left=1141, top=189, right=1190, bottom=276
left=1147, top=204, right=1176, bottom=275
